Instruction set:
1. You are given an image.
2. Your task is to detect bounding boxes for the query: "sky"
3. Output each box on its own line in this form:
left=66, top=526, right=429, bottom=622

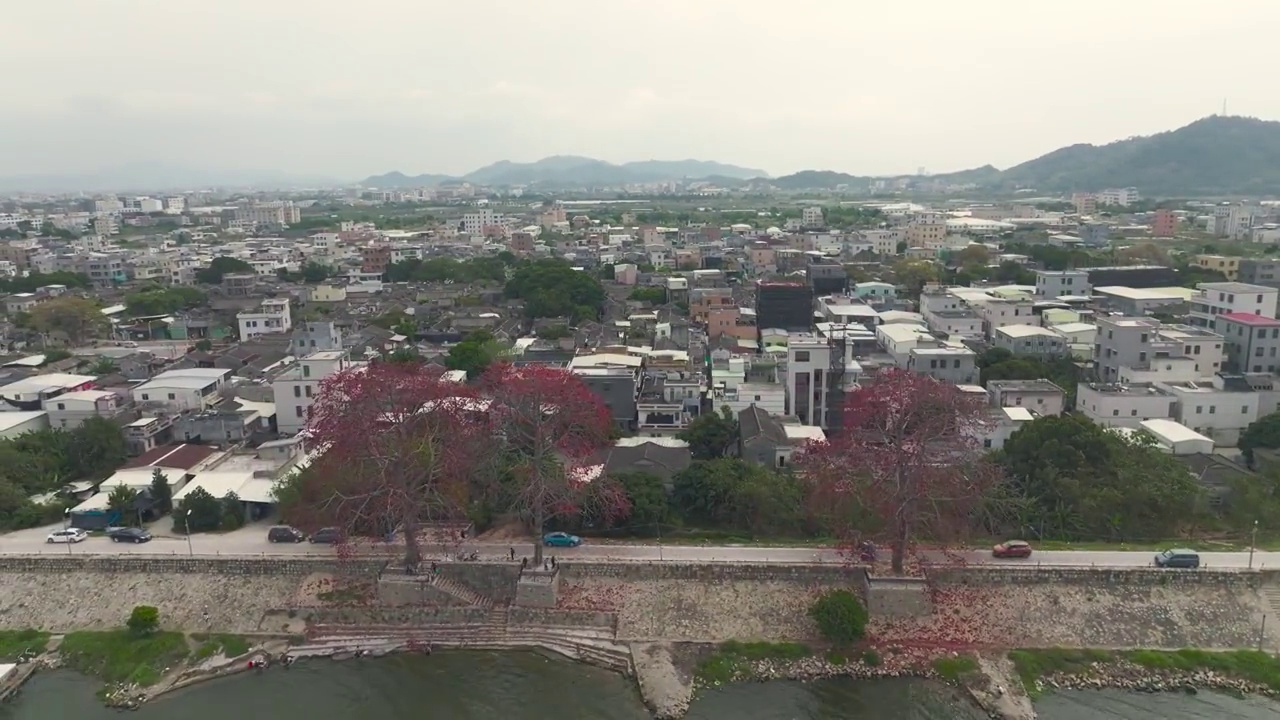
left=5, top=0, right=1280, bottom=183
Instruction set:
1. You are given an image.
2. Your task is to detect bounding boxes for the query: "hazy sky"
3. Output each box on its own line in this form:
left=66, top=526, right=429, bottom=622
left=5, top=0, right=1279, bottom=181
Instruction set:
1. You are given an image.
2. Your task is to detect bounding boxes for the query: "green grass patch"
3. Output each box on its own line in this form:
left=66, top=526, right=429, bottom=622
left=0, top=629, right=50, bottom=660
left=695, top=641, right=814, bottom=685
left=861, top=649, right=882, bottom=667
left=59, top=630, right=189, bottom=687
left=932, top=655, right=979, bottom=681
left=1121, top=649, right=1280, bottom=691
left=190, top=633, right=251, bottom=660
left=825, top=650, right=848, bottom=666
left=1008, top=648, right=1114, bottom=697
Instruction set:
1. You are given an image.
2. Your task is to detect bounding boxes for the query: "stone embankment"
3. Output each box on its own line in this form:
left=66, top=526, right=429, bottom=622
left=1039, top=661, right=1278, bottom=697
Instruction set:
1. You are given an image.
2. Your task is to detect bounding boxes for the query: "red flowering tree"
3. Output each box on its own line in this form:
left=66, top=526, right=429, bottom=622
left=479, top=363, right=629, bottom=565
left=796, top=368, right=1001, bottom=574
left=277, top=362, right=484, bottom=565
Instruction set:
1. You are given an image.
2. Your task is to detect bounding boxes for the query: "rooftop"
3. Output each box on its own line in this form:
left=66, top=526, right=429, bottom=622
left=1197, top=282, right=1277, bottom=294
left=996, top=324, right=1060, bottom=339
left=1219, top=312, right=1280, bottom=327
left=1084, top=382, right=1173, bottom=397
left=124, top=443, right=219, bottom=471
left=988, top=379, right=1065, bottom=394
left=1139, top=419, right=1211, bottom=445
left=1094, top=286, right=1182, bottom=301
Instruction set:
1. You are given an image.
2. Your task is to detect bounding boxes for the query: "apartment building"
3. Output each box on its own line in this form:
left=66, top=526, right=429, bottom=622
left=237, top=298, right=293, bottom=339
left=1213, top=312, right=1280, bottom=374
left=905, top=213, right=946, bottom=248
left=1159, top=375, right=1257, bottom=446
left=1152, top=208, right=1178, bottom=238
left=689, top=287, right=734, bottom=323
left=970, top=296, right=1035, bottom=339
left=993, top=325, right=1067, bottom=356
left=786, top=333, right=861, bottom=428
left=1191, top=255, right=1239, bottom=281
left=906, top=345, right=978, bottom=385
left=131, top=368, right=231, bottom=412
left=1092, top=286, right=1185, bottom=316
left=1094, top=317, right=1224, bottom=382
left=272, top=351, right=357, bottom=435
left=1078, top=382, right=1175, bottom=428
left=292, top=321, right=344, bottom=355
left=1189, top=282, right=1279, bottom=327
left=461, top=208, right=498, bottom=235
left=987, top=380, right=1066, bottom=417
left=1097, top=187, right=1140, bottom=206
left=235, top=201, right=301, bottom=226
left=1237, top=259, right=1280, bottom=289
left=44, top=389, right=120, bottom=429
left=1034, top=270, right=1090, bottom=299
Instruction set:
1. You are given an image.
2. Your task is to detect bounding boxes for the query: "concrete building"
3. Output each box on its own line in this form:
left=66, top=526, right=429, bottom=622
left=993, top=324, right=1067, bottom=356
left=1161, top=374, right=1260, bottom=447
left=237, top=298, right=293, bottom=339
left=987, top=379, right=1066, bottom=417
left=132, top=368, right=231, bottom=412
left=1191, top=255, right=1240, bottom=281
left=1078, top=382, right=1176, bottom=428
left=44, top=389, right=119, bottom=429
left=574, top=366, right=639, bottom=433
left=272, top=351, right=356, bottom=435
left=786, top=332, right=862, bottom=428
left=1093, top=286, right=1185, bottom=316
left=0, top=373, right=96, bottom=412
left=0, top=411, right=50, bottom=439
left=906, top=345, right=978, bottom=385
left=1093, top=317, right=1223, bottom=383
left=905, top=213, right=946, bottom=248
left=1034, top=270, right=1090, bottom=299
left=1237, top=259, right=1280, bottom=289
left=1152, top=208, right=1178, bottom=238
left=1189, top=282, right=1279, bottom=328
left=292, top=321, right=343, bottom=355
left=1213, top=312, right=1280, bottom=374
left=235, top=201, right=301, bottom=226
left=925, top=309, right=984, bottom=340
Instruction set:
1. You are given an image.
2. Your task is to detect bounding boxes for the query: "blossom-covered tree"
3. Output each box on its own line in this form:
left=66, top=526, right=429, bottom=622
left=797, top=368, right=1000, bottom=573
left=479, top=363, right=629, bottom=565
left=277, top=362, right=484, bottom=565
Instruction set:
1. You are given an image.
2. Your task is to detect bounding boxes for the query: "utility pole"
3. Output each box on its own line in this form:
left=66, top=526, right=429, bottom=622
left=184, top=509, right=194, bottom=557
left=1250, top=520, right=1259, bottom=570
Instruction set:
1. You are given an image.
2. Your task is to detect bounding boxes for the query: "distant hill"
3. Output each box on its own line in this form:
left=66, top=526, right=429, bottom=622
left=767, top=116, right=1280, bottom=196
left=361, top=156, right=768, bottom=188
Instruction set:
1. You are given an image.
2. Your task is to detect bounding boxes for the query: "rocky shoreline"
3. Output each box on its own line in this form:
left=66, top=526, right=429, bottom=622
left=1040, top=661, right=1278, bottom=698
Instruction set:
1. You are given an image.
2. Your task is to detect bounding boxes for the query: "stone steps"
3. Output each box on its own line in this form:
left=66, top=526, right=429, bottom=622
left=1261, top=585, right=1280, bottom=619
left=431, top=576, right=492, bottom=607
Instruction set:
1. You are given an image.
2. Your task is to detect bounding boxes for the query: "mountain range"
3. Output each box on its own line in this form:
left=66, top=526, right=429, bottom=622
left=767, top=116, right=1280, bottom=196
left=362, top=156, right=769, bottom=188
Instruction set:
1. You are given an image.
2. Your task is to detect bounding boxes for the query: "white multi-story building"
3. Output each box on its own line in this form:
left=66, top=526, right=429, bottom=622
left=1189, top=282, right=1279, bottom=327
left=461, top=208, right=498, bottom=235
left=1097, top=187, right=1140, bottom=206
left=1034, top=270, right=1091, bottom=299
left=1094, top=316, right=1224, bottom=382
left=1160, top=375, right=1259, bottom=447
left=993, top=325, right=1067, bottom=356
left=237, top=298, right=293, bottom=339
left=272, top=351, right=359, bottom=435
left=801, top=207, right=825, bottom=228
left=786, top=332, right=862, bottom=428
left=131, top=368, right=231, bottom=412
left=235, top=201, right=301, bottom=226
left=1077, top=382, right=1176, bottom=428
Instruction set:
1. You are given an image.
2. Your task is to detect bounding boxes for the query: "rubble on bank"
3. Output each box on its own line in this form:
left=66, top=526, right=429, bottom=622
left=1039, top=661, right=1278, bottom=697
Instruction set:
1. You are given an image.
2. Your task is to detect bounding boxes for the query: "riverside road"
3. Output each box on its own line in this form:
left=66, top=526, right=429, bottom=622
left=1, top=521, right=1278, bottom=569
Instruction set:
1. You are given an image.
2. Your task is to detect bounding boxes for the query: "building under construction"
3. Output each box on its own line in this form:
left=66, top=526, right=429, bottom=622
left=756, top=281, right=812, bottom=334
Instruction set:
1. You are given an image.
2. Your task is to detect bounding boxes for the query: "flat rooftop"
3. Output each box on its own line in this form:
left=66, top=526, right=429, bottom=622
left=988, top=379, right=1064, bottom=394
left=997, top=324, right=1060, bottom=339
left=1094, top=286, right=1182, bottom=301
left=1219, top=312, right=1280, bottom=327
left=1198, top=282, right=1277, bottom=294
left=1084, top=382, right=1173, bottom=397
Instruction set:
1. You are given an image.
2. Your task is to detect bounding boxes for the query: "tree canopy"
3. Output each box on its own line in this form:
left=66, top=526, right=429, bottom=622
left=977, top=348, right=1083, bottom=408
left=505, top=259, right=605, bottom=322
left=677, top=407, right=739, bottom=460
left=994, top=414, right=1205, bottom=541
left=445, top=330, right=508, bottom=380
left=194, top=257, right=254, bottom=284
left=124, top=286, right=207, bottom=317
left=0, top=272, right=91, bottom=293
left=28, top=297, right=108, bottom=345
left=1240, top=412, right=1280, bottom=467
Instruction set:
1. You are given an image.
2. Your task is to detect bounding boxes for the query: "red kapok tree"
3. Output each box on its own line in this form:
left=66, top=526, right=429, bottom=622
left=479, top=363, right=629, bottom=565
left=796, top=367, right=1001, bottom=574
left=281, top=362, right=484, bottom=565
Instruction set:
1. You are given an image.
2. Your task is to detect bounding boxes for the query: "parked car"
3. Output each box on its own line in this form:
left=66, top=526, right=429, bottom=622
left=1154, top=548, right=1200, bottom=569
left=268, top=526, right=306, bottom=543
left=46, top=528, right=88, bottom=544
left=107, top=527, right=152, bottom=543
left=309, top=527, right=343, bottom=544
left=992, top=540, right=1033, bottom=559
left=542, top=531, right=582, bottom=548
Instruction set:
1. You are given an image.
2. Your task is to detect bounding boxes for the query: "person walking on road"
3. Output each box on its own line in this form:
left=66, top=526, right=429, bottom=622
left=509, top=547, right=515, bottom=561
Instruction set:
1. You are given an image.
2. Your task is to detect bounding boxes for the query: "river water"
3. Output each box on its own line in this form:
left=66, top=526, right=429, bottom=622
left=3, top=651, right=1279, bottom=720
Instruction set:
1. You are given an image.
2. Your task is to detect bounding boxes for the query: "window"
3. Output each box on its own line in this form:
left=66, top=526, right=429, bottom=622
left=295, top=406, right=304, bottom=417
left=56, top=403, right=64, bottom=410
left=141, top=394, right=149, bottom=400
left=1209, top=406, right=1216, bottom=414
left=983, top=439, right=992, bottom=448
left=305, top=386, right=313, bottom=398
left=953, top=359, right=961, bottom=368
left=1131, top=409, right=1138, bottom=416
left=1112, top=409, right=1119, bottom=416
left=168, top=393, right=175, bottom=400
left=794, top=351, right=810, bottom=362
left=302, top=365, right=311, bottom=378
left=294, top=386, right=301, bottom=397
left=1243, top=405, right=1250, bottom=414
left=1196, top=406, right=1203, bottom=414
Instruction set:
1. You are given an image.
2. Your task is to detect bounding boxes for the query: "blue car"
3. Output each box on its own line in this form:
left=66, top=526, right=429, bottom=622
left=542, top=532, right=582, bottom=548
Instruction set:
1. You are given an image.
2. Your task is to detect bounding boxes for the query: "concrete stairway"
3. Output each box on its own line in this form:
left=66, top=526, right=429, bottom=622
left=1261, top=584, right=1280, bottom=619
left=299, top=615, right=633, bottom=675
left=430, top=576, right=492, bottom=607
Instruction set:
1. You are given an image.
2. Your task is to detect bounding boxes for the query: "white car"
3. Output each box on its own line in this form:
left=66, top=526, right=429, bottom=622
left=46, top=528, right=88, bottom=544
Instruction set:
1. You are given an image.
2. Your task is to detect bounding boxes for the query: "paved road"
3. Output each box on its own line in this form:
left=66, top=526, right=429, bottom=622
left=2, top=523, right=1278, bottom=569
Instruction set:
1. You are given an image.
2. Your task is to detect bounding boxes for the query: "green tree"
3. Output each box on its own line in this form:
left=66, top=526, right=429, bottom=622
left=28, top=296, right=108, bottom=345
left=610, top=471, right=670, bottom=532
left=107, top=485, right=140, bottom=526
left=300, top=262, right=332, bottom=283
left=0, top=272, right=91, bottom=293
left=194, top=256, right=254, bottom=284
left=671, top=459, right=803, bottom=536
left=809, top=590, right=869, bottom=645
left=996, top=414, right=1206, bottom=541
left=628, top=286, right=667, bottom=304
left=193, top=339, right=213, bottom=351
left=890, top=259, right=940, bottom=297
left=505, top=259, right=605, bottom=321
left=126, top=605, right=160, bottom=636
left=219, top=492, right=244, bottom=531
left=536, top=325, right=573, bottom=341
left=445, top=330, right=506, bottom=380
left=88, top=358, right=119, bottom=375
left=677, top=407, right=739, bottom=460
left=150, top=469, right=172, bottom=515
left=1240, top=412, right=1280, bottom=467
left=124, top=287, right=207, bottom=316
left=977, top=349, right=1083, bottom=407
left=173, top=487, right=222, bottom=534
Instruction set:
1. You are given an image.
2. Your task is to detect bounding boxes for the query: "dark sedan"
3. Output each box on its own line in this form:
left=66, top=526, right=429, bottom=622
left=108, top=527, right=153, bottom=544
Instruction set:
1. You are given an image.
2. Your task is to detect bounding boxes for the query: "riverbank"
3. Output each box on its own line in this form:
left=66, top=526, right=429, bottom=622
left=1010, top=648, right=1280, bottom=700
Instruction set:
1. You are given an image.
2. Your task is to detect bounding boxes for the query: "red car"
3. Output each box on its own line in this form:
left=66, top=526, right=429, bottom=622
left=992, top=540, right=1033, bottom=559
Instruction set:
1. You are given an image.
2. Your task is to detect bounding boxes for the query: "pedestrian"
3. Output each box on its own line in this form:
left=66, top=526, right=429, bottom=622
left=430, top=561, right=437, bottom=574
left=551, top=556, right=557, bottom=569
left=509, top=547, right=515, bottom=561
left=543, top=560, right=549, bottom=571
left=521, top=557, right=528, bottom=570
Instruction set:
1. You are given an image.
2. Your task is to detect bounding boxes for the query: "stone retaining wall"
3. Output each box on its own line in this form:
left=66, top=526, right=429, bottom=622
left=509, top=607, right=616, bottom=630
left=929, top=566, right=1263, bottom=588
left=0, top=555, right=385, bottom=576
left=562, top=561, right=863, bottom=587
left=303, top=605, right=490, bottom=626
left=376, top=576, right=469, bottom=607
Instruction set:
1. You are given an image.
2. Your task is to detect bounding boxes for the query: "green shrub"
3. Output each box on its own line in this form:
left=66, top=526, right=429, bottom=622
left=808, top=590, right=868, bottom=645
left=861, top=649, right=882, bottom=667
left=825, top=649, right=848, bottom=666
left=126, top=606, right=159, bottom=636
left=933, top=655, right=979, bottom=681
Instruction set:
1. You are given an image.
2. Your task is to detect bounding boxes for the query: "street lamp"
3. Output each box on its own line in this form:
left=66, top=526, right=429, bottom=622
left=1250, top=520, right=1259, bottom=570
left=63, top=509, right=72, bottom=555
left=184, top=510, right=194, bottom=557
